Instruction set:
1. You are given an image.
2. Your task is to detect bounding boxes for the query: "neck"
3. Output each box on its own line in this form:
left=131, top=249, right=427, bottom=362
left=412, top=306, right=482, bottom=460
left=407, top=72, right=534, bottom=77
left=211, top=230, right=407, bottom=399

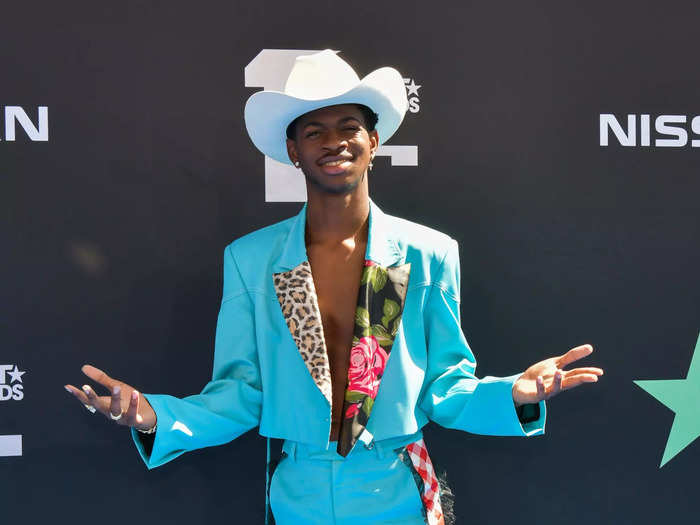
left=305, top=184, right=370, bottom=245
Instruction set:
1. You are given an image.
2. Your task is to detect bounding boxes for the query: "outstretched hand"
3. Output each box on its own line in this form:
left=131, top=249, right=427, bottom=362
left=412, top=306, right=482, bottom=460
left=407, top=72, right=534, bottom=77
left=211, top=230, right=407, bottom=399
left=512, top=344, right=603, bottom=406
left=65, top=365, right=156, bottom=431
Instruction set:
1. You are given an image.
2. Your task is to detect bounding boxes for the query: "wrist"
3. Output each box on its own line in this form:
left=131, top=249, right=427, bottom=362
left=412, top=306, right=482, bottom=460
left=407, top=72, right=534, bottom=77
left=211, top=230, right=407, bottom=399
left=136, top=414, right=157, bottom=434
left=136, top=423, right=157, bottom=434
left=512, top=379, right=523, bottom=407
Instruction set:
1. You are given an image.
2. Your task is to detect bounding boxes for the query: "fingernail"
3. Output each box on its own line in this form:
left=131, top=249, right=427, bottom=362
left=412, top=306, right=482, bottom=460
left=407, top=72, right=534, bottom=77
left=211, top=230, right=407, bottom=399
left=113, top=386, right=121, bottom=395
left=132, top=390, right=138, bottom=400
left=64, top=386, right=72, bottom=393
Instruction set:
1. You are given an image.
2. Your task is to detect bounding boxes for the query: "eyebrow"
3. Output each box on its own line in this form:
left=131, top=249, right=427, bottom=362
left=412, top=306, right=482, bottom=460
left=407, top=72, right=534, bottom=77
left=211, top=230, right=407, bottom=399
left=302, top=116, right=362, bottom=129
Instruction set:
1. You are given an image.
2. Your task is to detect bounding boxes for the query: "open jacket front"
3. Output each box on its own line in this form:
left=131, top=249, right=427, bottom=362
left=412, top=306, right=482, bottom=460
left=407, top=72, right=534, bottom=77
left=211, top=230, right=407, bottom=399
left=132, top=200, right=546, bottom=468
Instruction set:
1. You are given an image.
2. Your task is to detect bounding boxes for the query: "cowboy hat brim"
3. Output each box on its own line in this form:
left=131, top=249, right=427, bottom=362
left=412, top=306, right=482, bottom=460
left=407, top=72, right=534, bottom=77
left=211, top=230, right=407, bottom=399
left=244, top=67, right=408, bottom=165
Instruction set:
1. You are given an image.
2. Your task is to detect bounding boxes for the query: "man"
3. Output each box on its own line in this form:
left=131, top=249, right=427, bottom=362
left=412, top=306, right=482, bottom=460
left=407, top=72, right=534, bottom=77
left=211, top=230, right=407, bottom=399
left=66, top=50, right=603, bottom=524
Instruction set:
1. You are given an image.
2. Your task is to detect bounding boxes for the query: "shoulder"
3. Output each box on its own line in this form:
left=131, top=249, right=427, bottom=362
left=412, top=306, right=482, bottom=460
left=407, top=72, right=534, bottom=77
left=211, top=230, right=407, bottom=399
left=226, top=215, right=295, bottom=258
left=381, top=211, right=460, bottom=297
left=383, top=211, right=458, bottom=261
left=220, top=214, right=298, bottom=295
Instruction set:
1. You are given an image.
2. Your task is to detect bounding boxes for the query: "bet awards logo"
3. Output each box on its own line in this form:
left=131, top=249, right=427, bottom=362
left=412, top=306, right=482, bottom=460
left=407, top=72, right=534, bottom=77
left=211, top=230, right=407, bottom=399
left=0, top=106, right=48, bottom=141
left=245, top=50, right=418, bottom=202
left=600, top=114, right=700, bottom=147
left=0, top=364, right=26, bottom=401
left=404, top=78, right=421, bottom=114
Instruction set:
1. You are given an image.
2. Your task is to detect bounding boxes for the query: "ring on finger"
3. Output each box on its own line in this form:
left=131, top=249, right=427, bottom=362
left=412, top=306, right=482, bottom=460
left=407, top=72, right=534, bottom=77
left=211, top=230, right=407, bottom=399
left=84, top=404, right=96, bottom=414
left=110, top=410, right=123, bottom=421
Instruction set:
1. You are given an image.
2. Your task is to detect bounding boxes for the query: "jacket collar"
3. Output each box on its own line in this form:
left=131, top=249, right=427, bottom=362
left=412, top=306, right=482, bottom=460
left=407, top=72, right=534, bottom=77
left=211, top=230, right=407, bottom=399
left=275, top=198, right=403, bottom=272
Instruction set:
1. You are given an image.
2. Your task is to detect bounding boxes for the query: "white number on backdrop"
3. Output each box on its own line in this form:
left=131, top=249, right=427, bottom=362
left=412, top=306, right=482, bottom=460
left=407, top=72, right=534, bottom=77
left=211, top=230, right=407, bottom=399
left=0, top=435, right=22, bottom=457
left=244, top=49, right=418, bottom=202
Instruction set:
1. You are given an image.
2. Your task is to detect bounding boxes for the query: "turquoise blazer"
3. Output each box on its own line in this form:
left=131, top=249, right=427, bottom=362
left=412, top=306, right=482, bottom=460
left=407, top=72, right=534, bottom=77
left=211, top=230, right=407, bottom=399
left=132, top=200, right=546, bottom=468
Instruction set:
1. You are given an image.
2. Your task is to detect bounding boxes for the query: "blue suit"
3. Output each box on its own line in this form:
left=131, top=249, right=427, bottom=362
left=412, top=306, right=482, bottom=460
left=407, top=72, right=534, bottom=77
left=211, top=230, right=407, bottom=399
left=131, top=199, right=545, bottom=522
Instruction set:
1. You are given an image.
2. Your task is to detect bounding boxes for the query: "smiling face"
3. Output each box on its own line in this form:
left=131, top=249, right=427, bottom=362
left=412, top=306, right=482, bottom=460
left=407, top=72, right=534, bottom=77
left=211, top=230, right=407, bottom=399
left=286, top=104, right=379, bottom=196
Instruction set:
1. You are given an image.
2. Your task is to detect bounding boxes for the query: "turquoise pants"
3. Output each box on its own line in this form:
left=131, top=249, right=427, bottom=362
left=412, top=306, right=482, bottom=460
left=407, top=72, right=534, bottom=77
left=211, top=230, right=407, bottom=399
left=269, top=432, right=431, bottom=525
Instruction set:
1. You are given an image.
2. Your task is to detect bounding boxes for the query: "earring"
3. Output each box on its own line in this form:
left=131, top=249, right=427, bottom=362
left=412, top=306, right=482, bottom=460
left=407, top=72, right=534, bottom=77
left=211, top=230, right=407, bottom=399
left=294, top=161, right=300, bottom=168
left=368, top=162, right=373, bottom=171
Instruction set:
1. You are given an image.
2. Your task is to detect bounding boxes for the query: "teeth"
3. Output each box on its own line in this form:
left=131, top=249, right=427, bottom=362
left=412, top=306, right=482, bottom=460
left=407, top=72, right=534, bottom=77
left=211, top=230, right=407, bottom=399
left=322, top=159, right=350, bottom=166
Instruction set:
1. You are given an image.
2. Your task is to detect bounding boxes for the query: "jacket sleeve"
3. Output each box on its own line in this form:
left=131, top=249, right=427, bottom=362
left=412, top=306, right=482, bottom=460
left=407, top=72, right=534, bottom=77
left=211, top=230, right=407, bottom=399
left=418, top=239, right=546, bottom=436
left=131, top=244, right=263, bottom=469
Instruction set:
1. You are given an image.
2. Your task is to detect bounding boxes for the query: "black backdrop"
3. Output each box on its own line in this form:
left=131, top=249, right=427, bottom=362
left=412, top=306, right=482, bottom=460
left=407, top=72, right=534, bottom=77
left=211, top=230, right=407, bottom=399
left=2, top=1, right=699, bottom=522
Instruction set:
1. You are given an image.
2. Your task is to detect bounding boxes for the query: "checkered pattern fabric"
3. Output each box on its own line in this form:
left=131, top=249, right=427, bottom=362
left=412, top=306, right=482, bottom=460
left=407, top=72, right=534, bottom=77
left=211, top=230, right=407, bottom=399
left=406, top=439, right=444, bottom=525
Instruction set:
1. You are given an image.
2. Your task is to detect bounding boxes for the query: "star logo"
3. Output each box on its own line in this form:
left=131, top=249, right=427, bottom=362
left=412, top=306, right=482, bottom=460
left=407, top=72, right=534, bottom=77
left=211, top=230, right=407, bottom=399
left=7, top=365, right=25, bottom=384
left=405, top=79, right=421, bottom=97
left=635, top=332, right=700, bottom=467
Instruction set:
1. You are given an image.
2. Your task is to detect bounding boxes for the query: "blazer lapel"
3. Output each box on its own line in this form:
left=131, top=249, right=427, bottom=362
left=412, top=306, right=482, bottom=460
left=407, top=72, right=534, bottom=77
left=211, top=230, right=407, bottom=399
left=273, top=261, right=333, bottom=405
left=272, top=204, right=333, bottom=405
left=336, top=260, right=410, bottom=456
left=336, top=201, right=411, bottom=456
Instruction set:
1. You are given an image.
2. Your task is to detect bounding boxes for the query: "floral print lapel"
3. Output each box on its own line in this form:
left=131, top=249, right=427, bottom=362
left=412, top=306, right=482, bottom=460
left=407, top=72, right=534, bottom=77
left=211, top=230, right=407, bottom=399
left=337, top=260, right=411, bottom=457
left=273, top=261, right=333, bottom=405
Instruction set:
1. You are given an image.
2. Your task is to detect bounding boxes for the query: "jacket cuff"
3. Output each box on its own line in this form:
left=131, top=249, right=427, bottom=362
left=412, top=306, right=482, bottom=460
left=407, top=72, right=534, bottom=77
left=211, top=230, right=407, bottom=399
left=452, top=373, right=546, bottom=436
left=130, top=393, right=186, bottom=470
left=509, top=373, right=546, bottom=436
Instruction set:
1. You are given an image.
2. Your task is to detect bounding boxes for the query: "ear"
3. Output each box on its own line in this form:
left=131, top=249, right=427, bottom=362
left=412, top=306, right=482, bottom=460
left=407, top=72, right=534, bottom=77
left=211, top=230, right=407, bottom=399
left=369, top=130, right=379, bottom=157
left=286, top=138, right=299, bottom=165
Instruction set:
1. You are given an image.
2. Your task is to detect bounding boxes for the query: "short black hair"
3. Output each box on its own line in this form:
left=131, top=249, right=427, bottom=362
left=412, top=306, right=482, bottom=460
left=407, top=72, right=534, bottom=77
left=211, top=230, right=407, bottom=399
left=285, top=104, right=379, bottom=140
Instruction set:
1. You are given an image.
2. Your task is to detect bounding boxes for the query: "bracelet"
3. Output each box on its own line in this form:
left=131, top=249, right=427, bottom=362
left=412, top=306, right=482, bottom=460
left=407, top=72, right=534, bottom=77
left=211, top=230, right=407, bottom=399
left=136, top=424, right=157, bottom=435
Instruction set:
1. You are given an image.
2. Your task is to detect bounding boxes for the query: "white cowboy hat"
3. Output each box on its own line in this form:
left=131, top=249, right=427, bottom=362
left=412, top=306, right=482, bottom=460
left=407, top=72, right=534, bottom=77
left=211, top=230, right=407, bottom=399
left=244, top=50, right=408, bottom=165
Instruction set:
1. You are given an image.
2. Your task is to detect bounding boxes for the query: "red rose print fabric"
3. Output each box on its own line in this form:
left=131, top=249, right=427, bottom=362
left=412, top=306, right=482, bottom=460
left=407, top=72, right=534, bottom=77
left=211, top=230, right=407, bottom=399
left=337, top=260, right=411, bottom=456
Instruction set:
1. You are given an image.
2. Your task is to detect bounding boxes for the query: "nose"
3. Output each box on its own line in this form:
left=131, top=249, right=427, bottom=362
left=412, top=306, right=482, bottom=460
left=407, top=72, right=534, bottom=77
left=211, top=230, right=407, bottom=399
left=321, top=129, right=348, bottom=152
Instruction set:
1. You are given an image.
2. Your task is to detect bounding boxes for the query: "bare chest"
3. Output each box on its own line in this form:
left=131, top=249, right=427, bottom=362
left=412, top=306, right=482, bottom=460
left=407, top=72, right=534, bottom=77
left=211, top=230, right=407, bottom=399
left=308, top=246, right=365, bottom=359
left=307, top=244, right=366, bottom=437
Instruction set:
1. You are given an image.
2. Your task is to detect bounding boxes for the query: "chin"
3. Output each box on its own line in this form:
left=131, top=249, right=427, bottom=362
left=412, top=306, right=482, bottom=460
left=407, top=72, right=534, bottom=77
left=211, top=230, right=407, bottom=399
left=305, top=172, right=364, bottom=196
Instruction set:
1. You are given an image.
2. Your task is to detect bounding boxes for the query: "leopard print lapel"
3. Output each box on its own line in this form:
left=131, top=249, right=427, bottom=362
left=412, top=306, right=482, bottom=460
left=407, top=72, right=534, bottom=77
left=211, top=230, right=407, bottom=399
left=273, top=261, right=333, bottom=405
